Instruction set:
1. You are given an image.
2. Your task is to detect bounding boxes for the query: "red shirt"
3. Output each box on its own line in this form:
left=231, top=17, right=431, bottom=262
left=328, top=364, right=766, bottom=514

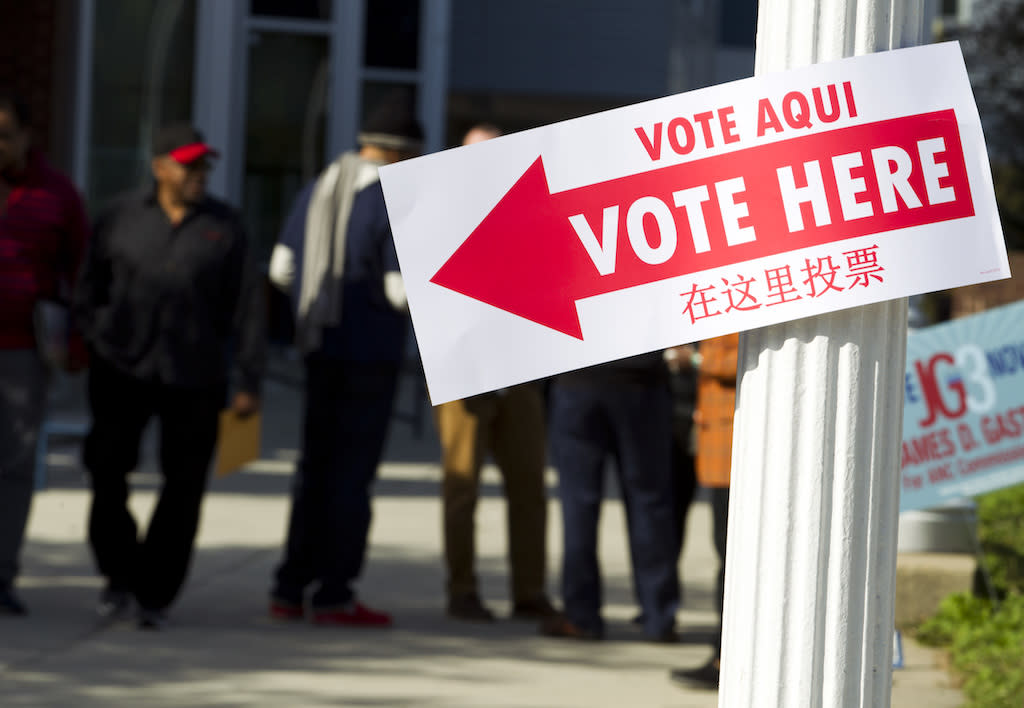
left=0, top=152, right=88, bottom=350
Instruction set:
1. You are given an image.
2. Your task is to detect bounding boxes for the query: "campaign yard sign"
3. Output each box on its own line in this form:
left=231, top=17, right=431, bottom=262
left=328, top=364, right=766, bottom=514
left=900, top=300, right=1024, bottom=513
left=380, top=42, right=1009, bottom=404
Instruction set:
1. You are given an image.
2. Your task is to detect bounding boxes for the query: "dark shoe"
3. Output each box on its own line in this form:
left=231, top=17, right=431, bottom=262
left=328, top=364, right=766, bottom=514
left=669, top=658, right=720, bottom=690
left=539, top=613, right=603, bottom=641
left=97, top=587, right=132, bottom=619
left=313, top=601, right=393, bottom=627
left=631, top=611, right=645, bottom=626
left=0, top=585, right=27, bottom=616
left=137, top=607, right=169, bottom=631
left=650, top=626, right=680, bottom=644
left=269, top=596, right=304, bottom=621
left=511, top=595, right=558, bottom=620
left=447, top=593, right=495, bottom=622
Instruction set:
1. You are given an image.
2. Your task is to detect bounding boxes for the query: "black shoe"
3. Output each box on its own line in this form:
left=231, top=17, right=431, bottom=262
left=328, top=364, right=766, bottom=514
left=447, top=593, right=495, bottom=622
left=0, top=585, right=27, bottom=616
left=511, top=595, right=559, bottom=621
left=97, top=587, right=133, bottom=619
left=137, top=607, right=169, bottom=631
left=669, top=658, right=720, bottom=690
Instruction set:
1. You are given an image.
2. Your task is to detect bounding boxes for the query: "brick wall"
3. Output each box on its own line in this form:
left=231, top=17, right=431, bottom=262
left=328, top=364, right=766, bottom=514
left=0, top=0, right=58, bottom=156
left=949, top=250, right=1024, bottom=318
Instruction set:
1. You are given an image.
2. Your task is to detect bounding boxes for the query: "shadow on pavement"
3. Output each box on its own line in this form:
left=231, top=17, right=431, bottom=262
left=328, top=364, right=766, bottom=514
left=4, top=537, right=719, bottom=708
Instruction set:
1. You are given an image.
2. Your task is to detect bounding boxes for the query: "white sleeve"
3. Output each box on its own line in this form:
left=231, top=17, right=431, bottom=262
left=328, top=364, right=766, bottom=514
left=268, top=243, right=296, bottom=291
left=383, top=270, right=409, bottom=312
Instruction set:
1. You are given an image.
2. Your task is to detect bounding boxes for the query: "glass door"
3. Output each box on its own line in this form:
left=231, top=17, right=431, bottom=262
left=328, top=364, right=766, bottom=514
left=194, top=0, right=446, bottom=261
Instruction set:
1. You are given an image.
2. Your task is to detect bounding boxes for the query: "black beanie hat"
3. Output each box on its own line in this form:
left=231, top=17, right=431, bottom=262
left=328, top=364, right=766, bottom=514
left=358, top=90, right=424, bottom=152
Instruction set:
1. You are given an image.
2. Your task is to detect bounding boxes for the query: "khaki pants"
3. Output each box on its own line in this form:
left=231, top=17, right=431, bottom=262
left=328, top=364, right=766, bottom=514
left=435, top=384, right=548, bottom=603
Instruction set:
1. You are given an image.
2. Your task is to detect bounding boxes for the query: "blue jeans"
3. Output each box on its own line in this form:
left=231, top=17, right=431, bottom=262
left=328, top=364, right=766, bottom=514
left=273, top=355, right=399, bottom=608
left=0, top=350, right=48, bottom=587
left=549, top=380, right=679, bottom=638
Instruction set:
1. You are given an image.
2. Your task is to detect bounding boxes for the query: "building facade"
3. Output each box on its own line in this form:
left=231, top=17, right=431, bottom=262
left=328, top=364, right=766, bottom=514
left=2, top=0, right=757, bottom=261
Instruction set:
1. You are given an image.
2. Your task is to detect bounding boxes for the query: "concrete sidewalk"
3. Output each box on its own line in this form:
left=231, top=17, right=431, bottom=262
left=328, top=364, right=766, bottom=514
left=2, top=372, right=964, bottom=707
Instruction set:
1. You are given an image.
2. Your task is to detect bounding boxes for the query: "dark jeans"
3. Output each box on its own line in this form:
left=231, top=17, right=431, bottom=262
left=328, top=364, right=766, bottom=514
left=672, top=420, right=697, bottom=565
left=669, top=368, right=698, bottom=567
left=83, top=357, right=222, bottom=611
left=709, top=486, right=729, bottom=657
left=549, top=381, right=679, bottom=639
left=272, top=355, right=399, bottom=608
left=0, top=350, right=48, bottom=587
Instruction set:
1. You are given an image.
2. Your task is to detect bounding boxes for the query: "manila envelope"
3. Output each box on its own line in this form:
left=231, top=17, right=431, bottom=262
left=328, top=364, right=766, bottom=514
left=215, top=410, right=261, bottom=477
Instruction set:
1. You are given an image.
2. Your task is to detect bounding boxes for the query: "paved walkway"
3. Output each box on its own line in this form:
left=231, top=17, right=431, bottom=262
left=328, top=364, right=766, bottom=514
left=2, top=371, right=964, bottom=707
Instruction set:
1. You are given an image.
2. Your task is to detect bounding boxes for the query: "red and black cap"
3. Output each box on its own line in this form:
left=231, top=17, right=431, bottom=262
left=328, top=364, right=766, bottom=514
left=152, top=121, right=220, bottom=164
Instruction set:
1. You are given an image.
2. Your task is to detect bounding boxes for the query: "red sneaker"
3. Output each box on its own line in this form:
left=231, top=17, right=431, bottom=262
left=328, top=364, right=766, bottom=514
left=313, top=602, right=393, bottom=627
left=269, top=597, right=304, bottom=621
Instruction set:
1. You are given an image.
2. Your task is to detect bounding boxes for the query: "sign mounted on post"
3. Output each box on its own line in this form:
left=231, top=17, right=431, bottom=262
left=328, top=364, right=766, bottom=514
left=380, top=42, right=1009, bottom=404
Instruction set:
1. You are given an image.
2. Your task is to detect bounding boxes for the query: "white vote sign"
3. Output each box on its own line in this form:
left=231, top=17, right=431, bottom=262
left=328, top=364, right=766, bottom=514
left=380, top=42, right=1008, bottom=404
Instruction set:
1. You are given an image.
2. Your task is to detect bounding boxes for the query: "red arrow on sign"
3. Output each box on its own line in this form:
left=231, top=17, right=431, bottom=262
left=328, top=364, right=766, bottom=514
left=430, top=110, right=972, bottom=339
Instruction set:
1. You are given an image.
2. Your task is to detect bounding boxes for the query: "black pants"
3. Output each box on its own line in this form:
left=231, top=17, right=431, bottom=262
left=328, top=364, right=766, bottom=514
left=709, top=486, right=729, bottom=658
left=83, top=357, right=222, bottom=611
left=272, top=355, right=400, bottom=608
left=671, top=421, right=697, bottom=565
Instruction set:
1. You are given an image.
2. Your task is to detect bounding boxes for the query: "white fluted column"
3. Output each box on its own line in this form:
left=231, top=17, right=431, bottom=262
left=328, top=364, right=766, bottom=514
left=718, top=2, right=929, bottom=706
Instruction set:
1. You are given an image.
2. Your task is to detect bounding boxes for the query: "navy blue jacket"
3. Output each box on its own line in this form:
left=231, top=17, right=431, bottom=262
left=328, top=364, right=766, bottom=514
left=278, top=179, right=406, bottom=363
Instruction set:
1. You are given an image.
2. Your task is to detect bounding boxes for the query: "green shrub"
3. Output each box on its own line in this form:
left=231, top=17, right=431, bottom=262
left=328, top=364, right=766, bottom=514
left=976, top=484, right=1024, bottom=597
left=916, top=592, right=992, bottom=647
left=916, top=592, right=1024, bottom=708
left=914, top=483, right=1024, bottom=708
left=954, top=593, right=1024, bottom=708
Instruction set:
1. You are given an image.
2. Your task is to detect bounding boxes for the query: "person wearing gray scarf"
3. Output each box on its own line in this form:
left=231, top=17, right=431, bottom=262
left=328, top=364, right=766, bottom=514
left=267, top=92, right=422, bottom=627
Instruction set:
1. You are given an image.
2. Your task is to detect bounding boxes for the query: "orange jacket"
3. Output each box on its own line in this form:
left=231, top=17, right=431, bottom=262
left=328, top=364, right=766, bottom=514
left=695, top=333, right=739, bottom=488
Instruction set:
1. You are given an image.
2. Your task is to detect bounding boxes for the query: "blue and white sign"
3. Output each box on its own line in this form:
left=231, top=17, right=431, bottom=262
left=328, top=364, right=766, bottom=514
left=901, top=299, right=1024, bottom=512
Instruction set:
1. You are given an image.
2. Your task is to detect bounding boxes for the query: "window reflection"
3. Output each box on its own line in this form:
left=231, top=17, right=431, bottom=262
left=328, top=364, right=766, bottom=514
left=89, top=0, right=196, bottom=210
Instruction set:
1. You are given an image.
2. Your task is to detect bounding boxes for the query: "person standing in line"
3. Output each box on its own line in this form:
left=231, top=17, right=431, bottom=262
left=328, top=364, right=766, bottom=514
left=0, top=88, right=89, bottom=616
left=266, top=94, right=421, bottom=628
left=633, top=344, right=699, bottom=626
left=670, top=332, right=737, bottom=689
left=74, top=122, right=265, bottom=630
left=436, top=123, right=555, bottom=623
left=667, top=344, right=699, bottom=581
left=542, top=353, right=680, bottom=642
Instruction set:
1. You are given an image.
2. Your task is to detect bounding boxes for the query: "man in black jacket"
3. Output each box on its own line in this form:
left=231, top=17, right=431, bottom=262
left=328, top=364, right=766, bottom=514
left=74, top=122, right=265, bottom=629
